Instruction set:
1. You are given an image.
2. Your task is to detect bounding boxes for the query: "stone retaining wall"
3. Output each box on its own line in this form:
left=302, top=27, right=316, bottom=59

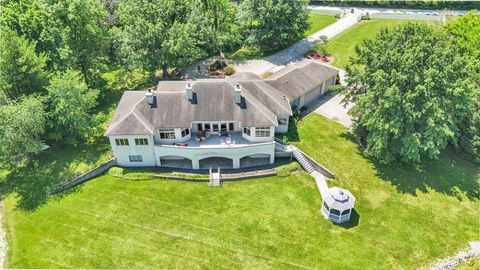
left=49, top=158, right=117, bottom=195
left=154, top=170, right=277, bottom=182
left=301, top=152, right=335, bottom=179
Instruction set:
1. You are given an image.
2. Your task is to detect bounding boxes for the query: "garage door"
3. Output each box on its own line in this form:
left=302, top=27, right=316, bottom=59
left=304, top=87, right=321, bottom=106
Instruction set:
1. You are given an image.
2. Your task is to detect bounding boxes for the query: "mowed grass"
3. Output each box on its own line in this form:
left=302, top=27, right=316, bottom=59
left=4, top=115, right=479, bottom=269
left=304, top=12, right=337, bottom=36
left=324, top=20, right=416, bottom=68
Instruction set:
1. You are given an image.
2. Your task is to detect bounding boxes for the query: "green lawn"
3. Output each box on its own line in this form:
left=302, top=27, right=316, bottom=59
left=304, top=13, right=337, bottom=36
left=324, top=20, right=417, bottom=68
left=4, top=115, right=479, bottom=269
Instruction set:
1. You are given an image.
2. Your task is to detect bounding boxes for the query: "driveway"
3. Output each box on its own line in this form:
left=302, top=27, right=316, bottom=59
left=186, top=10, right=363, bottom=79
left=313, top=93, right=354, bottom=128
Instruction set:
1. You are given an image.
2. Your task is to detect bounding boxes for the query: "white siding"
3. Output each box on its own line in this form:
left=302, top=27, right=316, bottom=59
left=109, top=135, right=156, bottom=167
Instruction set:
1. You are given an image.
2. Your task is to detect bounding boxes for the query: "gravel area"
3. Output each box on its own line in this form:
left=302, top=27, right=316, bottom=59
left=424, top=241, right=480, bottom=270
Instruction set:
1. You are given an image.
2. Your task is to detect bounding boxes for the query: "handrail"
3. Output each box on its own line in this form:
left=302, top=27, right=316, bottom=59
left=155, top=141, right=275, bottom=150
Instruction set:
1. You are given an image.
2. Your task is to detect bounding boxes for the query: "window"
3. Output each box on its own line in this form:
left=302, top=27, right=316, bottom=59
left=115, top=138, right=129, bottom=146
left=135, top=138, right=148, bottom=145
left=255, top=127, right=271, bottom=137
left=278, top=118, right=288, bottom=126
left=197, top=123, right=203, bottom=131
left=205, top=123, right=211, bottom=131
left=229, top=123, right=234, bottom=131
left=341, top=209, right=351, bottom=216
left=243, top=127, right=251, bottom=136
left=181, top=128, right=190, bottom=137
left=212, top=124, right=219, bottom=132
left=159, top=128, right=175, bottom=139
left=129, top=155, right=143, bottom=162
left=220, top=123, right=227, bottom=132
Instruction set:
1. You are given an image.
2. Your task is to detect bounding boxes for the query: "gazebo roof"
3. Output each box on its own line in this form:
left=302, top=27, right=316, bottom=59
left=323, top=187, right=356, bottom=211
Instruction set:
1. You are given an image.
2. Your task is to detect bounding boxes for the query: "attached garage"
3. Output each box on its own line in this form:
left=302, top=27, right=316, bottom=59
left=303, top=86, right=322, bottom=106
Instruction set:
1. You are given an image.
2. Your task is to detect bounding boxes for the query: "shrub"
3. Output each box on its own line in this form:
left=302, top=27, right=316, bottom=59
left=260, top=71, right=273, bottom=79
left=361, top=15, right=371, bottom=20
left=327, top=85, right=345, bottom=92
left=209, top=60, right=227, bottom=71
left=223, top=64, right=236, bottom=76
left=309, top=35, right=329, bottom=56
left=334, top=13, right=341, bottom=19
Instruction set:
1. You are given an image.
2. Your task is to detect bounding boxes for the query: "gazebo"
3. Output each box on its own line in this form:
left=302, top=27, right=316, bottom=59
left=321, top=187, right=356, bottom=223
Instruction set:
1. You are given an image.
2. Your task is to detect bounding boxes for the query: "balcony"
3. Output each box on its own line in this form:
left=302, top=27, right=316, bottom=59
left=156, top=132, right=271, bottom=148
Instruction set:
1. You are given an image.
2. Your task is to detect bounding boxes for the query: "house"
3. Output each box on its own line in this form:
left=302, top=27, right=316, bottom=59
left=105, top=60, right=339, bottom=170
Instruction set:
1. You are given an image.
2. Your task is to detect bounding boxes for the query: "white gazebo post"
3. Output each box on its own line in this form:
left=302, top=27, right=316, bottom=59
left=321, top=187, right=356, bottom=223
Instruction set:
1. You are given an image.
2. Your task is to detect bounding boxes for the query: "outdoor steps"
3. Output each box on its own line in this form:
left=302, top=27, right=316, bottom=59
left=209, top=167, right=221, bottom=187
left=292, top=148, right=315, bottom=173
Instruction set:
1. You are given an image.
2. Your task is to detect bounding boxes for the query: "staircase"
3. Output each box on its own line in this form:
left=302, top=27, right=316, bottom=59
left=209, top=167, right=221, bottom=187
left=292, top=147, right=315, bottom=173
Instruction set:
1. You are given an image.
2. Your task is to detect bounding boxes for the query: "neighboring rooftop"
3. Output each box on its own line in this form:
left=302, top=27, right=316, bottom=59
left=105, top=60, right=338, bottom=136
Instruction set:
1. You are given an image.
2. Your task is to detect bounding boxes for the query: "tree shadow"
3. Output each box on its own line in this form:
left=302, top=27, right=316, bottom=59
left=0, top=137, right=111, bottom=211
left=336, top=208, right=360, bottom=229
left=373, top=149, right=479, bottom=201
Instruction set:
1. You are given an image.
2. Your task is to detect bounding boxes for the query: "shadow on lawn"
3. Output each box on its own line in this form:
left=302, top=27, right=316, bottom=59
left=373, top=149, right=479, bottom=201
left=0, top=139, right=111, bottom=211
left=336, top=208, right=360, bottom=229
left=339, top=129, right=479, bottom=201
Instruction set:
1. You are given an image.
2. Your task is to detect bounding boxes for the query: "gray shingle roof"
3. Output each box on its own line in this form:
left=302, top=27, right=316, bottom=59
left=105, top=60, right=338, bottom=136
left=264, top=60, right=339, bottom=101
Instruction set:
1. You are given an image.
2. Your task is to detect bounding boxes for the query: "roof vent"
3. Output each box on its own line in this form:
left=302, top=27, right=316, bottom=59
left=146, top=89, right=154, bottom=105
left=234, top=84, right=241, bottom=103
left=186, top=82, right=193, bottom=100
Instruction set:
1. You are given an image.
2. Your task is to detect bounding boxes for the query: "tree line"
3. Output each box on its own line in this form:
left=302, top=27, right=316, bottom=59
left=342, top=11, right=480, bottom=164
left=0, top=0, right=310, bottom=171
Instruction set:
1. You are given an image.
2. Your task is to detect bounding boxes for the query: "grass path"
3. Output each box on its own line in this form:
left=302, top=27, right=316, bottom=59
left=324, top=20, right=417, bottom=68
left=4, top=115, right=479, bottom=269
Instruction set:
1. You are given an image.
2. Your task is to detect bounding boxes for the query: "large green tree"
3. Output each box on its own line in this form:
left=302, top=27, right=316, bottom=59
left=343, top=23, right=477, bottom=163
left=189, top=0, right=240, bottom=53
left=2, top=0, right=110, bottom=81
left=0, top=27, right=48, bottom=98
left=238, top=0, right=310, bottom=49
left=444, top=10, right=480, bottom=163
left=115, top=0, right=206, bottom=77
left=0, top=95, right=46, bottom=172
left=46, top=70, right=99, bottom=145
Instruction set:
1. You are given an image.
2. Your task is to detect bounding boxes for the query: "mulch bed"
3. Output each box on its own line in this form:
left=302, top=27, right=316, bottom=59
left=304, top=51, right=332, bottom=63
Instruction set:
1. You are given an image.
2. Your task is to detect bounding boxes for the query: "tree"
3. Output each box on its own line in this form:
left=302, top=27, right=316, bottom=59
left=115, top=0, right=206, bottom=77
left=46, top=70, right=99, bottom=145
left=189, top=0, right=240, bottom=53
left=0, top=27, right=48, bottom=98
left=444, top=10, right=480, bottom=163
left=239, top=0, right=310, bottom=49
left=0, top=95, right=46, bottom=173
left=343, top=23, right=477, bottom=163
left=1, top=0, right=110, bottom=81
